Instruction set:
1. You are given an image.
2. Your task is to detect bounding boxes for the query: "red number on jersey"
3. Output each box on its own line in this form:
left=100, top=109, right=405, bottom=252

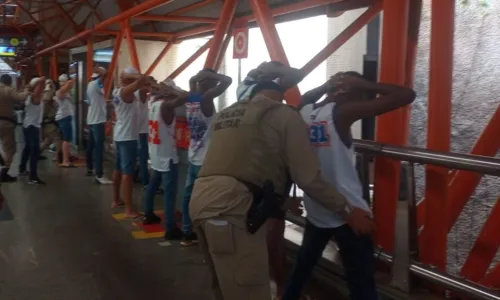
left=148, top=120, right=161, bottom=145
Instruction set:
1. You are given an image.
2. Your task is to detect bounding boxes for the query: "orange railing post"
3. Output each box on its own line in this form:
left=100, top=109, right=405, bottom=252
left=204, top=0, right=237, bottom=70
left=145, top=42, right=173, bottom=76
left=36, top=57, right=43, bottom=77
left=105, top=32, right=124, bottom=98
left=87, top=36, right=94, bottom=80
left=168, top=38, right=212, bottom=80
left=214, top=31, right=233, bottom=72
left=249, top=0, right=302, bottom=107
left=123, top=20, right=141, bottom=72
left=51, top=50, right=59, bottom=81
left=372, top=0, right=409, bottom=253
left=420, top=0, right=455, bottom=272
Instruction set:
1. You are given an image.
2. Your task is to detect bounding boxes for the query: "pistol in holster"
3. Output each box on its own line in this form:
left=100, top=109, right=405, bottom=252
left=245, top=180, right=286, bottom=235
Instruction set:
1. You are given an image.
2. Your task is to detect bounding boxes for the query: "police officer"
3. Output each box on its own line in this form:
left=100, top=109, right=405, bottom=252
left=189, top=62, right=375, bottom=300
left=0, top=74, right=30, bottom=182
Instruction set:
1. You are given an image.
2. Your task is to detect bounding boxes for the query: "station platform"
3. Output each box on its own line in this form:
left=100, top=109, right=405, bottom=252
left=0, top=146, right=341, bottom=300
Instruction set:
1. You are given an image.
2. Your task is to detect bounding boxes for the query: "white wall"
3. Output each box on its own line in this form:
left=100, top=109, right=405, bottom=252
left=117, top=38, right=178, bottom=82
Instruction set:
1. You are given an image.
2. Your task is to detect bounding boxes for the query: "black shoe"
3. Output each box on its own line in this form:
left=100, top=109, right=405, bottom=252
left=1, top=173, right=17, bottom=182
left=19, top=170, right=29, bottom=176
left=143, top=213, right=161, bottom=225
left=28, top=178, right=46, bottom=185
left=164, top=227, right=183, bottom=241
left=86, top=170, right=94, bottom=176
left=38, top=156, right=47, bottom=161
left=181, top=232, right=199, bottom=247
left=156, top=188, right=164, bottom=195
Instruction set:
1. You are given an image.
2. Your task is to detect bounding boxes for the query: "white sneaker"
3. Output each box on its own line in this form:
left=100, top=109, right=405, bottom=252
left=95, top=176, right=113, bottom=185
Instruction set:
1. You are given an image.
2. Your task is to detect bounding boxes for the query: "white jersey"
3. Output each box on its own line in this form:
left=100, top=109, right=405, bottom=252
left=55, top=92, right=74, bottom=120
left=112, top=88, right=139, bottom=142
left=300, top=103, right=371, bottom=228
left=136, top=99, right=149, bottom=135
left=148, top=101, right=178, bottom=172
left=86, top=79, right=107, bottom=125
left=186, top=93, right=213, bottom=165
left=23, top=96, right=43, bottom=128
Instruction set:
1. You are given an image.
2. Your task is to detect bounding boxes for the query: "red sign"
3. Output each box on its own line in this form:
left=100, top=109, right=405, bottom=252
left=175, top=116, right=190, bottom=149
left=233, top=27, right=249, bottom=59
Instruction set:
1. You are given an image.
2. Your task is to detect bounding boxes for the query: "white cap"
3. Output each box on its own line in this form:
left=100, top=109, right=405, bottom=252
left=90, top=73, right=100, bottom=79
left=123, top=67, right=139, bottom=74
left=58, top=74, right=69, bottom=83
left=29, top=77, right=41, bottom=88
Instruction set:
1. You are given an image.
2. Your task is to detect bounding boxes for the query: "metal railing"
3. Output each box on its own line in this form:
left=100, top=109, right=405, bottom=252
left=286, top=141, right=500, bottom=300
left=353, top=139, right=500, bottom=176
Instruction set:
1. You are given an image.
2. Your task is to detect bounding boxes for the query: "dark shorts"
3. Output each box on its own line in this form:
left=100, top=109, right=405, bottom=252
left=57, top=116, right=73, bottom=142
left=115, top=140, right=138, bottom=175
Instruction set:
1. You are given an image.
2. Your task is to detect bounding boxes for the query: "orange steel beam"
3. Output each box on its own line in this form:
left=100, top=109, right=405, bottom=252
left=416, top=105, right=500, bottom=233
left=420, top=0, right=454, bottom=272
left=145, top=42, right=173, bottom=76
left=134, top=15, right=218, bottom=24
left=175, top=0, right=375, bottom=40
left=86, top=36, right=94, bottom=80
left=123, top=20, right=141, bottom=72
left=480, top=262, right=500, bottom=289
left=204, top=0, right=237, bottom=69
left=105, top=32, right=124, bottom=98
left=214, top=31, right=232, bottom=72
left=460, top=196, right=500, bottom=282
left=51, top=50, right=59, bottom=81
left=372, top=0, right=409, bottom=253
left=249, top=0, right=303, bottom=106
left=95, top=30, right=174, bottom=38
left=301, top=2, right=381, bottom=75
left=22, top=0, right=174, bottom=61
left=168, top=38, right=212, bottom=79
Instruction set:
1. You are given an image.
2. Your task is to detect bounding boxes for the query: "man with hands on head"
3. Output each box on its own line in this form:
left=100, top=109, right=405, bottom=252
left=282, top=72, right=416, bottom=300
left=180, top=68, right=232, bottom=247
left=188, top=61, right=374, bottom=300
left=111, top=68, right=154, bottom=219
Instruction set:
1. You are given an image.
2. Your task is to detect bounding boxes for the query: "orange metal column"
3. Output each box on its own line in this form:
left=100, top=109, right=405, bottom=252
left=145, top=43, right=173, bottom=76
left=249, top=0, right=301, bottom=107
left=87, top=36, right=94, bottom=80
left=51, top=50, right=59, bottom=81
left=372, top=0, right=409, bottom=253
left=461, top=196, right=500, bottom=282
left=105, top=32, right=124, bottom=98
left=420, top=0, right=455, bottom=271
left=204, top=0, right=237, bottom=69
left=169, top=38, right=212, bottom=79
left=123, top=20, right=141, bottom=72
left=36, top=57, right=43, bottom=77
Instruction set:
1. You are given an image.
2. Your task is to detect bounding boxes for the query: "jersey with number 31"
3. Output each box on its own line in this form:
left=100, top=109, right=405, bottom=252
left=300, top=102, right=371, bottom=228
left=148, top=100, right=178, bottom=172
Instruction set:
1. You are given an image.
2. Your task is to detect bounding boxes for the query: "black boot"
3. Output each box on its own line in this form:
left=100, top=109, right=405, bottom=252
left=1, top=168, right=17, bottom=182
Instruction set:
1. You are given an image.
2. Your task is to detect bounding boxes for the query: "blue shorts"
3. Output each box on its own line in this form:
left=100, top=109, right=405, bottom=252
left=115, top=140, right=138, bottom=175
left=57, top=116, right=73, bottom=142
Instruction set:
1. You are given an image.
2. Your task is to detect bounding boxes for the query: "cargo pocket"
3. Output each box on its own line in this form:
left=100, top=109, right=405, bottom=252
left=205, top=219, right=235, bottom=255
left=234, top=230, right=269, bottom=286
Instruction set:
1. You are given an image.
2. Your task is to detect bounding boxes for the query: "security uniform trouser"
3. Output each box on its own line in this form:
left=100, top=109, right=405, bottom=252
left=0, top=120, right=17, bottom=168
left=196, top=217, right=272, bottom=300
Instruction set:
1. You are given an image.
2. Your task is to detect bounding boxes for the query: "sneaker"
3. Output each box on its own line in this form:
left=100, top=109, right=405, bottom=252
left=164, top=227, right=183, bottom=241
left=29, top=178, right=46, bottom=185
left=86, top=170, right=94, bottom=176
left=181, top=232, right=199, bottom=247
left=95, top=176, right=112, bottom=184
left=143, top=213, right=161, bottom=225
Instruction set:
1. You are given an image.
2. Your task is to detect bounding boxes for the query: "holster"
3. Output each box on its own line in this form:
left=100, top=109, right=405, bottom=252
left=244, top=180, right=286, bottom=234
